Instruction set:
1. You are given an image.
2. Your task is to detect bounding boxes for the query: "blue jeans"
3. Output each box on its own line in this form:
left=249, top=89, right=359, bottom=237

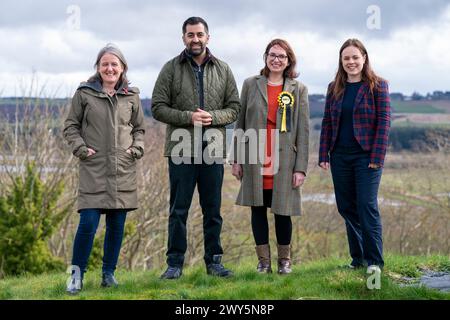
left=330, top=149, right=384, bottom=267
left=71, top=209, right=127, bottom=277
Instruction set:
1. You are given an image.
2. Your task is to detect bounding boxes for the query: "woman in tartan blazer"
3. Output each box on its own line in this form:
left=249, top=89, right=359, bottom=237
left=319, top=39, right=391, bottom=273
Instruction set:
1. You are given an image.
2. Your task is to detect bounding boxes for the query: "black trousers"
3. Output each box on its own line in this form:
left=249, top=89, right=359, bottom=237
left=330, top=149, right=384, bottom=267
left=251, top=189, right=292, bottom=246
left=166, top=157, right=224, bottom=267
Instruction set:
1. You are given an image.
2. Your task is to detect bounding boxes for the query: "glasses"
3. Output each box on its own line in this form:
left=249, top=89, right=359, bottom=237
left=267, top=53, right=288, bottom=62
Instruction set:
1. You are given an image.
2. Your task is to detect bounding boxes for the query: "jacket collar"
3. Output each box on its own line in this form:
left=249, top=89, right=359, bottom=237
left=256, top=75, right=297, bottom=105
left=78, top=78, right=136, bottom=96
left=78, top=79, right=103, bottom=93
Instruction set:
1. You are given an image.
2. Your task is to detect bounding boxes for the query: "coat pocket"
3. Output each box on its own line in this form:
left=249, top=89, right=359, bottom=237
left=117, top=149, right=137, bottom=191
left=79, top=153, right=107, bottom=193
left=118, top=101, right=133, bottom=125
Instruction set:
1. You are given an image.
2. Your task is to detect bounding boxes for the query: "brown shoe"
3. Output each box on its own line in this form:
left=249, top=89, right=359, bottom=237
left=277, top=244, right=292, bottom=275
left=255, top=244, right=272, bottom=273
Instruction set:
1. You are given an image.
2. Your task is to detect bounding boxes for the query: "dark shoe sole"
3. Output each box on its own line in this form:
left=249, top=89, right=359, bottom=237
left=101, top=283, right=118, bottom=288
left=160, top=275, right=182, bottom=280
left=160, top=269, right=183, bottom=280
left=257, top=269, right=273, bottom=274
left=277, top=270, right=292, bottom=275
left=207, top=272, right=234, bottom=278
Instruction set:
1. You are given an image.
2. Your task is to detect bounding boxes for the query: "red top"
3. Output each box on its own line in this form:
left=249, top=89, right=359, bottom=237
left=263, top=84, right=282, bottom=189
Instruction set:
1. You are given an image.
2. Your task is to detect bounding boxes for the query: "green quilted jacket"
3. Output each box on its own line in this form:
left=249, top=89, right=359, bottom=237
left=151, top=50, right=240, bottom=158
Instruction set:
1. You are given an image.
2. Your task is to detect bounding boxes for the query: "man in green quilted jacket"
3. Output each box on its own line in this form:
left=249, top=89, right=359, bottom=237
left=152, top=16, right=240, bottom=279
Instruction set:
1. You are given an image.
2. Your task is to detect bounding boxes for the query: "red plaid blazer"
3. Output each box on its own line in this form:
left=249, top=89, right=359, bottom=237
left=319, top=79, right=391, bottom=166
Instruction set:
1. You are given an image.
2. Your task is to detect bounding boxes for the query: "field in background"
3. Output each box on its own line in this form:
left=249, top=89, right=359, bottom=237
left=221, top=150, right=450, bottom=265
left=0, top=98, right=448, bottom=278
left=391, top=101, right=447, bottom=114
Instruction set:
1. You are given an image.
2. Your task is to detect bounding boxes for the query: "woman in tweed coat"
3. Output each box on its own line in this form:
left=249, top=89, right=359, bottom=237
left=231, top=39, right=309, bottom=274
left=319, top=39, right=391, bottom=274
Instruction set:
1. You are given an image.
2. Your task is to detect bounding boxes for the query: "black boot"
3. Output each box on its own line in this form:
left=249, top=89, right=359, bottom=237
left=101, top=273, right=119, bottom=288
left=206, top=255, right=233, bottom=277
left=160, top=266, right=183, bottom=280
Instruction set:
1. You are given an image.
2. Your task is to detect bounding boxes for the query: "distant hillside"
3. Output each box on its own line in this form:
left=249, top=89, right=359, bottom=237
left=391, top=100, right=450, bottom=114
left=0, top=97, right=152, bottom=120
left=1, top=97, right=449, bottom=121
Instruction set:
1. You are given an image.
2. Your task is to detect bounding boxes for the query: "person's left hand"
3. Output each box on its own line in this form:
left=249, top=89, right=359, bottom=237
left=368, top=163, right=381, bottom=169
left=126, top=149, right=132, bottom=155
left=231, top=163, right=243, bottom=180
left=292, top=172, right=306, bottom=188
left=192, top=108, right=213, bottom=126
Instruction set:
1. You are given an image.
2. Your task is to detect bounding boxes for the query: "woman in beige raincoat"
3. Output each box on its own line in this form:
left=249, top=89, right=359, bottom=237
left=63, top=44, right=145, bottom=294
left=231, top=39, right=309, bottom=274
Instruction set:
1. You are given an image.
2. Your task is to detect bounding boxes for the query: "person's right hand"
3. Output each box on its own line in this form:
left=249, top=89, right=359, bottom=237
left=231, top=163, right=243, bottom=180
left=192, top=108, right=212, bottom=126
left=319, top=162, right=330, bottom=171
left=87, top=148, right=97, bottom=157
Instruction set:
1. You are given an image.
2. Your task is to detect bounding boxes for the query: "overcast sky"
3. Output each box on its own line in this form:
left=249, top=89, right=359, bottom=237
left=1, top=0, right=449, bottom=98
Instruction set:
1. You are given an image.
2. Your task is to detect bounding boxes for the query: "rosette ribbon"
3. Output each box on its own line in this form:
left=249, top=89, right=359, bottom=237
left=277, top=91, right=295, bottom=132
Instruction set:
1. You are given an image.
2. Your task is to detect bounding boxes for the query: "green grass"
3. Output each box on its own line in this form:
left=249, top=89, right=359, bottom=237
left=391, top=121, right=450, bottom=128
left=0, top=254, right=449, bottom=300
left=391, top=102, right=444, bottom=114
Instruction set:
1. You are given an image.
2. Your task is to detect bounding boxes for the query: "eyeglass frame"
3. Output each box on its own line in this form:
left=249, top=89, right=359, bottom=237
left=266, top=52, right=288, bottom=62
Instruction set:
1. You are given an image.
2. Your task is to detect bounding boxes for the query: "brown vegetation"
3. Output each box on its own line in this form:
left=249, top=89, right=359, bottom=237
left=0, top=100, right=448, bottom=274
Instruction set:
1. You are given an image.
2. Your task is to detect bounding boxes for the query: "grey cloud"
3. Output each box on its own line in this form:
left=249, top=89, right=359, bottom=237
left=1, top=0, right=450, bottom=97
left=3, top=0, right=449, bottom=37
left=196, top=0, right=449, bottom=38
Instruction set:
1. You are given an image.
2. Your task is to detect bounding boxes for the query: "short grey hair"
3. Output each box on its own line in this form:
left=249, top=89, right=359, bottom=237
left=88, top=43, right=129, bottom=88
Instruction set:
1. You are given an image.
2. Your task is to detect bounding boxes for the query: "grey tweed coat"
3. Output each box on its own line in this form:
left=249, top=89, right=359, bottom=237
left=232, top=75, right=309, bottom=216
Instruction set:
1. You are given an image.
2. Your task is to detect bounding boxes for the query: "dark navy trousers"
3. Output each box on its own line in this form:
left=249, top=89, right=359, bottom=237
left=330, top=149, right=384, bottom=267
left=167, top=158, right=224, bottom=267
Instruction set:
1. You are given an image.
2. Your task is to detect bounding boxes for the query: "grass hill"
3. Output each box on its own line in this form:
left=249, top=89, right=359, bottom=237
left=0, top=254, right=448, bottom=300
left=2, top=97, right=450, bottom=121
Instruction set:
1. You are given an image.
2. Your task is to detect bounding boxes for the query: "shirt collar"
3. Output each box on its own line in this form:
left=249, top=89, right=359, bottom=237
left=179, top=47, right=215, bottom=66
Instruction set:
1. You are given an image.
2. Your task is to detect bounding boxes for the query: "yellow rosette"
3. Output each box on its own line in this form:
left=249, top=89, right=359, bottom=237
left=277, top=91, right=295, bottom=132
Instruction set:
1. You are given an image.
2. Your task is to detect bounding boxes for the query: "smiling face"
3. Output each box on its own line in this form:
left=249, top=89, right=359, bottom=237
left=266, top=44, right=289, bottom=75
left=341, top=45, right=366, bottom=82
left=98, top=53, right=124, bottom=87
left=182, top=23, right=209, bottom=57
